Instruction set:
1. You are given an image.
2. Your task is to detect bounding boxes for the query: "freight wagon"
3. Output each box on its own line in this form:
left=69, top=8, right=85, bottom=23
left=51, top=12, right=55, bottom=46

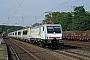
left=63, top=31, right=90, bottom=41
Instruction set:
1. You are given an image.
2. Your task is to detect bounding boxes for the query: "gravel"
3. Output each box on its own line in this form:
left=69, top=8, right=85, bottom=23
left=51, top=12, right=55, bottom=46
left=66, top=49, right=90, bottom=57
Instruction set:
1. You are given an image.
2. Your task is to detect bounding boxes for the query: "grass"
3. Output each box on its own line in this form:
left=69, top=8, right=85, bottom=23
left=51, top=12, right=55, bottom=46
left=0, top=44, right=6, bottom=59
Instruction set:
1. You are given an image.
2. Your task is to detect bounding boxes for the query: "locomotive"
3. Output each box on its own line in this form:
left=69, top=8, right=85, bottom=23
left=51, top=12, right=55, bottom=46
left=8, top=23, right=64, bottom=47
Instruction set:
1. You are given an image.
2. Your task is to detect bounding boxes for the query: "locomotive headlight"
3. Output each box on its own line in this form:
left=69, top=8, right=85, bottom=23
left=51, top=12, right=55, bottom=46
left=60, top=37, right=62, bottom=39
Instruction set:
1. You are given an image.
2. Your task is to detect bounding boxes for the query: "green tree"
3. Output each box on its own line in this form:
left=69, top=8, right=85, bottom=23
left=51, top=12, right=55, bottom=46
left=73, top=6, right=90, bottom=31
left=43, top=6, right=90, bottom=31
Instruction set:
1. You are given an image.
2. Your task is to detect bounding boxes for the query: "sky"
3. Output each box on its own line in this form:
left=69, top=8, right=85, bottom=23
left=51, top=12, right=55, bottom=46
left=0, top=0, right=90, bottom=27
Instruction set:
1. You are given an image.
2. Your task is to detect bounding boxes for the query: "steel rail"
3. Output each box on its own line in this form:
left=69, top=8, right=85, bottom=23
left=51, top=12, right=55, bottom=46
left=54, top=50, right=90, bottom=60
left=14, top=43, right=39, bottom=60
left=9, top=45, right=20, bottom=60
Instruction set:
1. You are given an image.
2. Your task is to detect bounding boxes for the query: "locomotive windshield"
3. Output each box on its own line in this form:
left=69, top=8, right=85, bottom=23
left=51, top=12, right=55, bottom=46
left=47, top=26, right=61, bottom=33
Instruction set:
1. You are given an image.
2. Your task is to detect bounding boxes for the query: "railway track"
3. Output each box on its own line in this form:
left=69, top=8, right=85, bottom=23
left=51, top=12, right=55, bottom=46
left=4, top=38, right=90, bottom=60
left=42, top=41, right=90, bottom=60
left=54, top=41, right=90, bottom=60
left=5, top=38, right=62, bottom=60
left=7, top=44, right=20, bottom=60
left=5, top=39, right=39, bottom=60
left=64, top=40, right=90, bottom=51
left=54, top=50, right=90, bottom=60
left=44, top=45, right=90, bottom=60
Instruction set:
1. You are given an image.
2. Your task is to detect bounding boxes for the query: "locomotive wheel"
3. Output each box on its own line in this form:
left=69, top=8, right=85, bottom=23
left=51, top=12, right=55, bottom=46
left=39, top=42, right=43, bottom=47
left=39, top=42, right=45, bottom=48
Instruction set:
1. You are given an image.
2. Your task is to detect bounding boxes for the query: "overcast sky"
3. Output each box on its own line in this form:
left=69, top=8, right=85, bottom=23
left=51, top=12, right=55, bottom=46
left=0, top=0, right=90, bottom=26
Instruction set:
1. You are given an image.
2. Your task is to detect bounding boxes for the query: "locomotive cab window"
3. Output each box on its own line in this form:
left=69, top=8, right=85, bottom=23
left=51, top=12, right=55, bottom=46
left=47, top=26, right=61, bottom=33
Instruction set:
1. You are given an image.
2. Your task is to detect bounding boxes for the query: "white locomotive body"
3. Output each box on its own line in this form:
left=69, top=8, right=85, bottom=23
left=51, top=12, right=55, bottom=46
left=29, top=24, right=63, bottom=47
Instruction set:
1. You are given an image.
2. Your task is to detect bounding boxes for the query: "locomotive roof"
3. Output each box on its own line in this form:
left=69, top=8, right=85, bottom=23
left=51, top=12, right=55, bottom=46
left=31, top=24, right=61, bottom=28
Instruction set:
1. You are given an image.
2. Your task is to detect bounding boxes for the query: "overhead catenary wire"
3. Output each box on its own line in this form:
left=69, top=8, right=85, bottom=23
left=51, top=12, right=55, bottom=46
left=11, top=0, right=17, bottom=16
left=10, top=0, right=25, bottom=21
left=1, top=0, right=72, bottom=25
left=36, top=0, right=72, bottom=20
left=8, top=0, right=72, bottom=23
left=7, top=0, right=17, bottom=25
left=50, top=0, right=72, bottom=11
